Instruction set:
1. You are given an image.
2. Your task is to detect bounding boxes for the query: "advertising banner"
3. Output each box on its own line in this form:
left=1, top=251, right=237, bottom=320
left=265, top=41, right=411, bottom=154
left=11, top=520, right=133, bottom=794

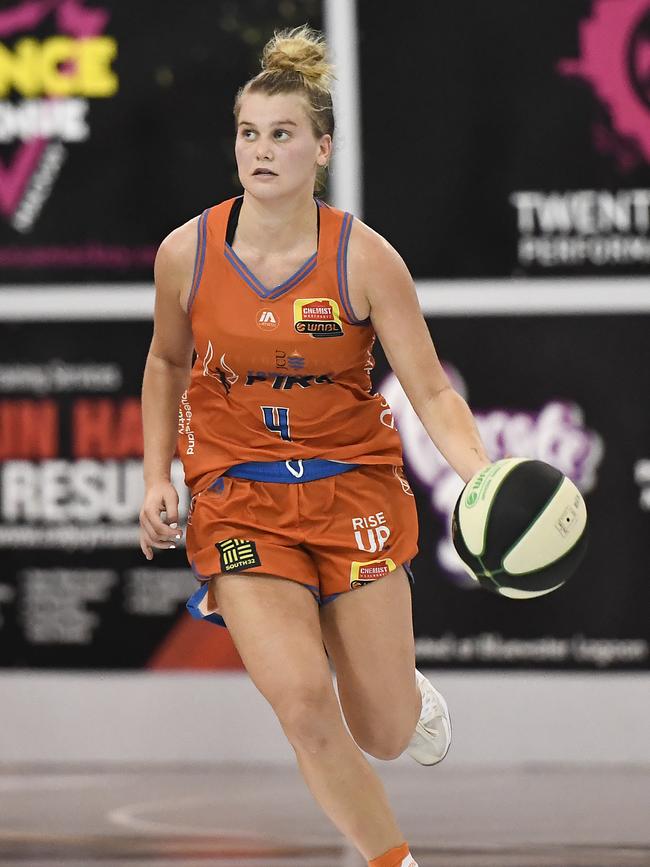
left=359, top=0, right=650, bottom=277
left=0, top=0, right=322, bottom=283
left=0, top=319, right=208, bottom=668
left=380, top=313, right=650, bottom=670
left=1, top=312, right=648, bottom=670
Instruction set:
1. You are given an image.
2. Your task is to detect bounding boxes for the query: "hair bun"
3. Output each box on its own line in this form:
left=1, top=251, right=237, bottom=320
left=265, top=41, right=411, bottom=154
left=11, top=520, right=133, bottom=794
left=262, top=25, right=333, bottom=89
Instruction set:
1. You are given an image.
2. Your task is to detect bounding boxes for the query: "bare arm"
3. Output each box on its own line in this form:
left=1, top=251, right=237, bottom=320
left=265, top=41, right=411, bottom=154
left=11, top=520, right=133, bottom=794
left=349, top=221, right=491, bottom=484
left=139, top=218, right=197, bottom=558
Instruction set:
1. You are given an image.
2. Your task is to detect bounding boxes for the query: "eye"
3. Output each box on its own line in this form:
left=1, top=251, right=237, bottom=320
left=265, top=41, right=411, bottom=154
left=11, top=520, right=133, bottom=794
left=240, top=128, right=256, bottom=140
left=274, top=129, right=290, bottom=140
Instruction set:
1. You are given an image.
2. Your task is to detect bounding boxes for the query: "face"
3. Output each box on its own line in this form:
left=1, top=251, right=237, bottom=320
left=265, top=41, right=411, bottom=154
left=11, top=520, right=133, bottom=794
left=235, top=91, right=332, bottom=200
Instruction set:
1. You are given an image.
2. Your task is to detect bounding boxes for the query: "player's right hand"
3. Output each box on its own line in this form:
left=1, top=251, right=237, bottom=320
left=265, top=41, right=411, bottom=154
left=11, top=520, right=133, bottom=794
left=139, top=481, right=182, bottom=560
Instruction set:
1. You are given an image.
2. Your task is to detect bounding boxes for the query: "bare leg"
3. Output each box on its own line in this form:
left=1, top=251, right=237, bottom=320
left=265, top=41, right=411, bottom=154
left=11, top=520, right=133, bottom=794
left=213, top=572, right=407, bottom=860
left=292, top=718, right=405, bottom=858
left=320, top=567, right=422, bottom=758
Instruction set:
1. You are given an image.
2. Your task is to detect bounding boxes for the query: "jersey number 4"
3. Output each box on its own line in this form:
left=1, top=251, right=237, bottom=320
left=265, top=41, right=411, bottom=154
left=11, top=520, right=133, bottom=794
left=261, top=406, right=292, bottom=441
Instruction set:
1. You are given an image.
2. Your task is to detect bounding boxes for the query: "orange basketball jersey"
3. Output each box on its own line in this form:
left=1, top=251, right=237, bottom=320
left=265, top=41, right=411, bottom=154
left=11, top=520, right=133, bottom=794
left=177, top=196, right=404, bottom=495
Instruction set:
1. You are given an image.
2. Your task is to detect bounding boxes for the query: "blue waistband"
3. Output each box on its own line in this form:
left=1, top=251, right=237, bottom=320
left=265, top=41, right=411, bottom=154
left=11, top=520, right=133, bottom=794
left=217, top=458, right=360, bottom=485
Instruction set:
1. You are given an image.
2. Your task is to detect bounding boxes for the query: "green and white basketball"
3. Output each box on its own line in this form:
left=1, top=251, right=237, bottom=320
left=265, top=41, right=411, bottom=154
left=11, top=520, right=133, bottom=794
left=451, top=458, right=588, bottom=599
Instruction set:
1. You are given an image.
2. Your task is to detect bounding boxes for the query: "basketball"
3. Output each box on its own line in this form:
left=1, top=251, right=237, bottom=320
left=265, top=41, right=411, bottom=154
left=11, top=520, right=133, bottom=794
left=451, top=458, right=588, bottom=599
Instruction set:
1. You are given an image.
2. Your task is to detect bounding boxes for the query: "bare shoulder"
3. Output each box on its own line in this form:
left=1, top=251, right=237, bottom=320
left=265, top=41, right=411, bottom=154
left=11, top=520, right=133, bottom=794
left=346, top=217, right=450, bottom=415
left=348, top=217, right=402, bottom=264
left=148, top=216, right=201, bottom=369
left=155, top=215, right=201, bottom=313
left=157, top=215, right=200, bottom=265
left=347, top=217, right=414, bottom=316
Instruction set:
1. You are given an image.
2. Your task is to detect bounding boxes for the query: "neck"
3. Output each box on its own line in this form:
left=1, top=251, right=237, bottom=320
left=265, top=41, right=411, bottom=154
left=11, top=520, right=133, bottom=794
left=236, top=190, right=317, bottom=255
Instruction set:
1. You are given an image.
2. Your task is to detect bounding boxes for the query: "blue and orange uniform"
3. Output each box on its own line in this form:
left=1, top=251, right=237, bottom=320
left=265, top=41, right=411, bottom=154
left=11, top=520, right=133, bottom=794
left=179, top=196, right=419, bottom=626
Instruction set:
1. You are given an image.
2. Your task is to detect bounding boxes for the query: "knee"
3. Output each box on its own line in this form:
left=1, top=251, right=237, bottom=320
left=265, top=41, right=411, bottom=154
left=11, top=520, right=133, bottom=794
left=275, top=687, right=341, bottom=755
left=353, top=725, right=413, bottom=761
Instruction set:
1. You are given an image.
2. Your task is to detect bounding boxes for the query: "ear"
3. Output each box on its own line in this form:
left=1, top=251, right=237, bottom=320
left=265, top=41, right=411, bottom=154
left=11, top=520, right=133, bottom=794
left=317, top=134, right=333, bottom=166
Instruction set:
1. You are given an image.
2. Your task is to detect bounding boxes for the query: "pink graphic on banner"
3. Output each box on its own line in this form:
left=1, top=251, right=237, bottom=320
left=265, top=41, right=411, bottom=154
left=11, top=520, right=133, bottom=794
left=558, top=0, right=650, bottom=170
left=0, top=140, right=47, bottom=217
left=0, top=244, right=156, bottom=268
left=0, top=1, right=58, bottom=37
left=0, top=0, right=108, bottom=38
left=380, top=365, right=604, bottom=590
left=0, top=0, right=111, bottom=232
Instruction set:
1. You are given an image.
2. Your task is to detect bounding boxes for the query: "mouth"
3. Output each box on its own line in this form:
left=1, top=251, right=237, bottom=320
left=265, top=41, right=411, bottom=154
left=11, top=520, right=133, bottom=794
left=253, top=169, right=277, bottom=176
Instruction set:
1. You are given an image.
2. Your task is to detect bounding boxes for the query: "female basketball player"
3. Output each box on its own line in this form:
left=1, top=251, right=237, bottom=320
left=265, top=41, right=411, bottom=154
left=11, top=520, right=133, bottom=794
left=139, top=25, right=491, bottom=867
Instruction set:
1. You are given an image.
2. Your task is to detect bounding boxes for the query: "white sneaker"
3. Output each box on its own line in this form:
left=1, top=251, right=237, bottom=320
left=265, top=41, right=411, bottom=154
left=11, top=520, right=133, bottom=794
left=406, top=669, right=452, bottom=766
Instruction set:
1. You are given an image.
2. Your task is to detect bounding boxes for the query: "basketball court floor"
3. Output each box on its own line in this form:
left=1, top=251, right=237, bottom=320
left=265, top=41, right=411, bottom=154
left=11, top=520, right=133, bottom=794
left=1, top=763, right=648, bottom=866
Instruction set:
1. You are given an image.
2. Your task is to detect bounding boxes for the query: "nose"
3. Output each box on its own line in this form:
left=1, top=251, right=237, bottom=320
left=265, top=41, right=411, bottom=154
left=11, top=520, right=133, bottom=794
left=256, top=137, right=273, bottom=162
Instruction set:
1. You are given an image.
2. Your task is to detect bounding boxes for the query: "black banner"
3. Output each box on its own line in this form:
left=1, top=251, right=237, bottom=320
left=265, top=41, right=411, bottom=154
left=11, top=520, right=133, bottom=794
left=0, top=0, right=322, bottom=283
left=376, top=313, right=650, bottom=669
left=1, top=314, right=648, bottom=670
left=0, top=319, right=198, bottom=668
left=359, top=0, right=650, bottom=277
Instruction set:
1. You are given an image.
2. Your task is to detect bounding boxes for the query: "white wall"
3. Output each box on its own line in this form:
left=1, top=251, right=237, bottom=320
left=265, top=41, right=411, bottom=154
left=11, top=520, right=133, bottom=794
left=2, top=671, right=648, bottom=766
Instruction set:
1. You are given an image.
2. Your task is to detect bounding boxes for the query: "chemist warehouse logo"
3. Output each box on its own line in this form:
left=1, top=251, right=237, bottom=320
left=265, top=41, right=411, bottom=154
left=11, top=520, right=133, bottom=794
left=0, top=0, right=118, bottom=233
left=294, top=298, right=344, bottom=338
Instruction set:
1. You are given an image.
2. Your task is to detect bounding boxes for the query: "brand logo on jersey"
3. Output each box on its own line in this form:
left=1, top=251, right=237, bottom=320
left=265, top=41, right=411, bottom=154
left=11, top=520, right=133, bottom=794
left=379, top=396, right=395, bottom=429
left=350, top=558, right=396, bottom=588
left=294, top=297, right=344, bottom=338
left=287, top=352, right=305, bottom=369
left=215, top=538, right=261, bottom=573
left=393, top=465, right=414, bottom=496
left=245, top=371, right=334, bottom=389
left=352, top=511, right=391, bottom=553
left=202, top=340, right=238, bottom=393
left=275, top=349, right=305, bottom=370
left=257, top=309, right=279, bottom=330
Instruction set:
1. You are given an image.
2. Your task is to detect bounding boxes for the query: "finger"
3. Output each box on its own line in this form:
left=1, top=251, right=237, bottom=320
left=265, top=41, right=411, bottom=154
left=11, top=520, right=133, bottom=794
left=140, top=514, right=171, bottom=545
left=144, top=509, right=177, bottom=541
left=166, top=518, right=183, bottom=541
left=142, top=529, right=176, bottom=552
left=163, top=489, right=180, bottom=530
left=140, top=536, right=153, bottom=561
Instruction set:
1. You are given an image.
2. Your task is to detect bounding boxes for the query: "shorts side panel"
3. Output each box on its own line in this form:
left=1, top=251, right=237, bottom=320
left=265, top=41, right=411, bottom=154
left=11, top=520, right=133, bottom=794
left=300, top=464, right=419, bottom=601
left=185, top=475, right=319, bottom=591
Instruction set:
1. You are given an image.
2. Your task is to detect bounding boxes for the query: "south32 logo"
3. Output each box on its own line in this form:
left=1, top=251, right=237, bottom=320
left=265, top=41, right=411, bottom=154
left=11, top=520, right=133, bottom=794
left=215, top=538, right=261, bottom=573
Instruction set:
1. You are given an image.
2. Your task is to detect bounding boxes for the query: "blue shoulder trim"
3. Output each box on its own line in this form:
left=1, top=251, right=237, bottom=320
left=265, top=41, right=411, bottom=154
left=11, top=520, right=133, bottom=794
left=336, top=212, right=370, bottom=327
left=187, top=208, right=209, bottom=313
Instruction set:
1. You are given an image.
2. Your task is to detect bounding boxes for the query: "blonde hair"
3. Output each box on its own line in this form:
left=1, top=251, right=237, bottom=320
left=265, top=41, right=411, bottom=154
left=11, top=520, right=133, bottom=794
left=234, top=25, right=335, bottom=193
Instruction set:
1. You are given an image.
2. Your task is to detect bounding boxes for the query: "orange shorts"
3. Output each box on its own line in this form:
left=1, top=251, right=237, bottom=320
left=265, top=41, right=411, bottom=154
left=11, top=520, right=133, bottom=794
left=185, top=462, right=419, bottom=627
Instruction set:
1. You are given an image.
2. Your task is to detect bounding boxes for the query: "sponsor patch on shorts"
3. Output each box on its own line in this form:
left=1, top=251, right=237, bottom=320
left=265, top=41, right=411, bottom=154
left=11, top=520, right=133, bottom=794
left=350, top=557, right=396, bottom=588
left=216, top=538, right=261, bottom=573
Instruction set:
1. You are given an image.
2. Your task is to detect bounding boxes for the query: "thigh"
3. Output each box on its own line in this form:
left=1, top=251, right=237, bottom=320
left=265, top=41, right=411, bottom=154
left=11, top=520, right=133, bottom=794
left=319, top=565, right=419, bottom=751
left=185, top=477, right=321, bottom=626
left=212, top=571, right=337, bottom=720
left=304, top=463, right=419, bottom=606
